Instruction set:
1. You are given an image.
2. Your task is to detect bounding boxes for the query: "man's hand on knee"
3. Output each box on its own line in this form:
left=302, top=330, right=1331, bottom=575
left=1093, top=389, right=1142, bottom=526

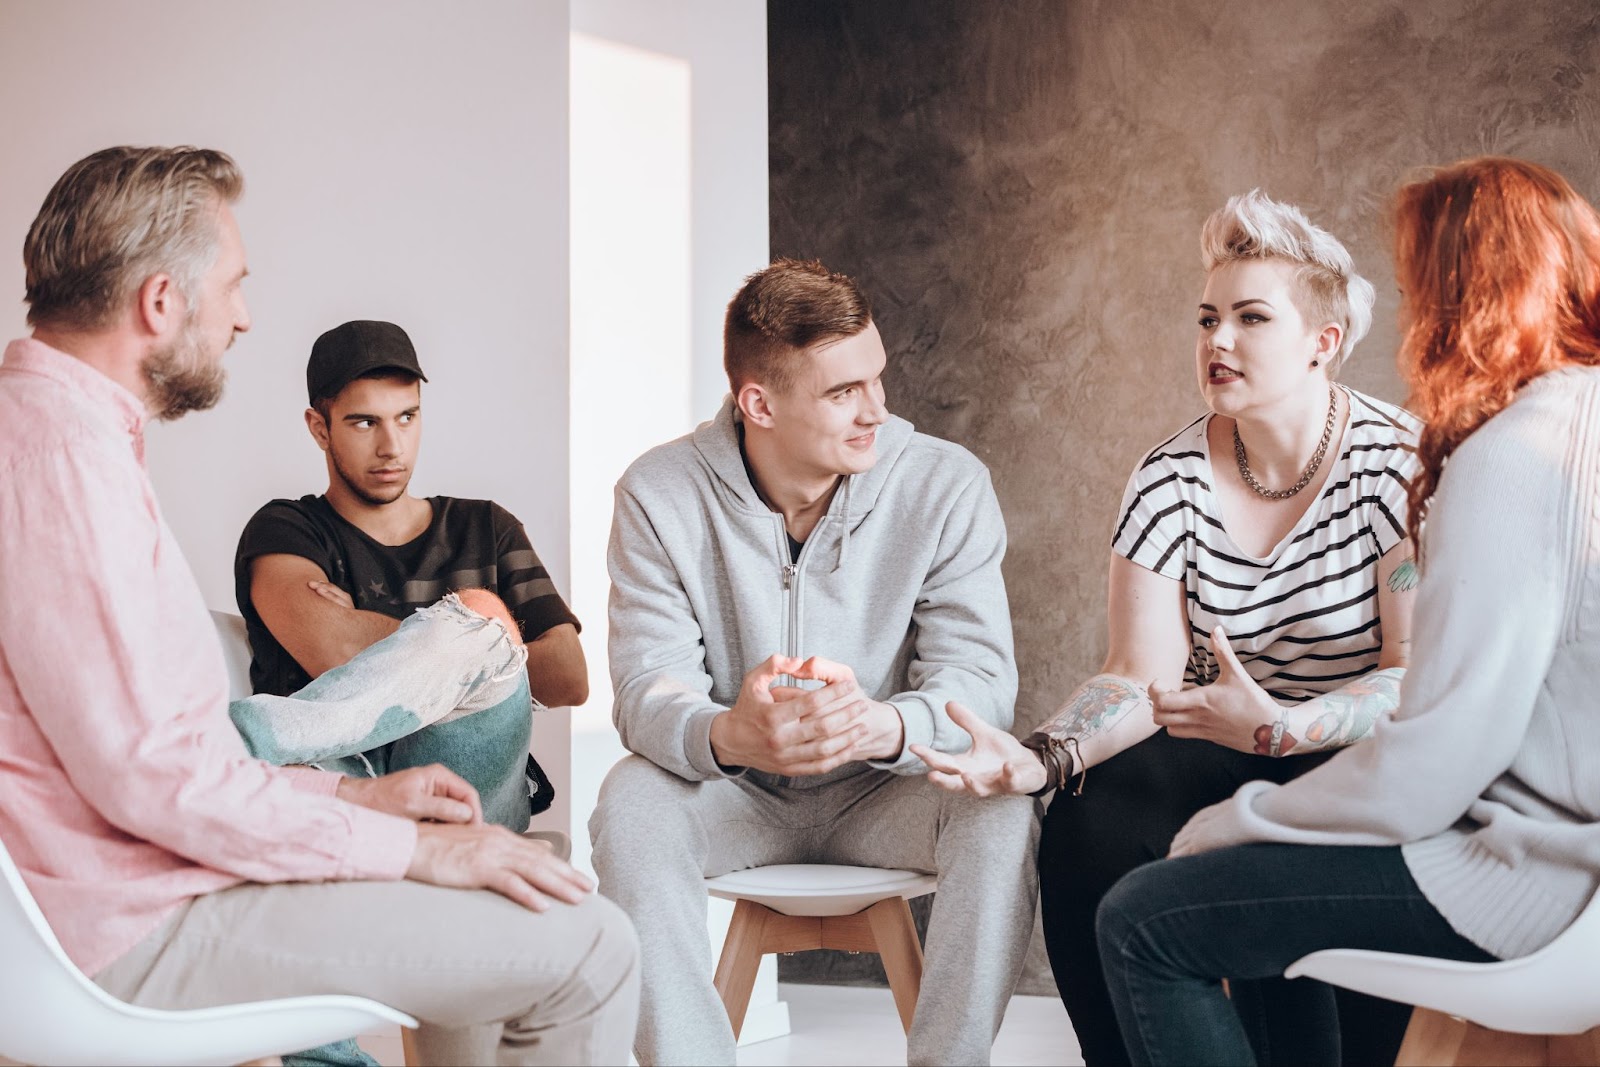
left=407, top=822, right=594, bottom=912
left=709, top=654, right=894, bottom=775
left=338, top=764, right=483, bottom=824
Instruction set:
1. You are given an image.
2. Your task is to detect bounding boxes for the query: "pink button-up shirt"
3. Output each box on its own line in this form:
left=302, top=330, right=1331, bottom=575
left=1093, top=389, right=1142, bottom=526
left=0, top=338, right=416, bottom=976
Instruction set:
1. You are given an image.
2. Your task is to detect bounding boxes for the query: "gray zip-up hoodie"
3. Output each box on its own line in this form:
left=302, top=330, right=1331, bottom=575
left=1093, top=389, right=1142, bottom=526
left=607, top=397, right=1017, bottom=784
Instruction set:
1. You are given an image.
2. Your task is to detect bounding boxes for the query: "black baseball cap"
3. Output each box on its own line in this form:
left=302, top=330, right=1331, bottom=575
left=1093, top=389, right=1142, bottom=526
left=306, top=320, right=429, bottom=404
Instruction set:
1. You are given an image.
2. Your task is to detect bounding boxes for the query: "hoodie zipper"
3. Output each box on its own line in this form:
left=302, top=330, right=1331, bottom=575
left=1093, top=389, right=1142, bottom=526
left=775, top=527, right=809, bottom=787
left=780, top=527, right=809, bottom=684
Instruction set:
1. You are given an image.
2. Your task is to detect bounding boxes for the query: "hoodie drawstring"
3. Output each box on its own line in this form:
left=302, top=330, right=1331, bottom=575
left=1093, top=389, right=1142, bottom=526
left=834, top=476, right=853, bottom=572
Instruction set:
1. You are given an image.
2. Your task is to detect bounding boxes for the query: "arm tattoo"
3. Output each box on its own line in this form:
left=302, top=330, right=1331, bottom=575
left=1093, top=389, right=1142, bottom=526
left=1387, top=555, right=1419, bottom=593
left=1034, top=674, right=1150, bottom=742
left=1280, top=667, right=1404, bottom=754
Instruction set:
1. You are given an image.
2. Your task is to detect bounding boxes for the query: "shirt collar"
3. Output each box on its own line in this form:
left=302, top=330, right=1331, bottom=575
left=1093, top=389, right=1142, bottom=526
left=2, top=337, right=149, bottom=443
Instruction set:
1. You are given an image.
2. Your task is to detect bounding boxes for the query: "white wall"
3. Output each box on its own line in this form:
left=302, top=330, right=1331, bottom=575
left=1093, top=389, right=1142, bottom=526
left=0, top=0, right=768, bottom=864
left=0, top=0, right=571, bottom=606
left=566, top=0, right=769, bottom=848
left=568, top=0, right=776, bottom=1041
left=0, top=0, right=575, bottom=827
left=572, top=0, right=770, bottom=421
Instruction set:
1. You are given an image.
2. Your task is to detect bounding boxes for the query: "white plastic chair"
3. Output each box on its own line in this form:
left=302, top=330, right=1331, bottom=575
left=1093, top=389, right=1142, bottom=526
left=212, top=609, right=254, bottom=701
left=1285, top=886, right=1600, bottom=1065
left=0, top=611, right=420, bottom=1065
left=0, top=829, right=416, bottom=1066
left=705, top=863, right=937, bottom=1039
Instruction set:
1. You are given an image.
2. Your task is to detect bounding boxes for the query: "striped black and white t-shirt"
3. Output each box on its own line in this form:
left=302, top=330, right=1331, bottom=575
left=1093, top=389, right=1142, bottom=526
left=1111, top=387, right=1421, bottom=703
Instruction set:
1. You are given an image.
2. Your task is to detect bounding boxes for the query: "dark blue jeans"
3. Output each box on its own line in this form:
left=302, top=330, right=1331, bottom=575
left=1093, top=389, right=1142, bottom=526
left=1096, top=843, right=1495, bottom=1066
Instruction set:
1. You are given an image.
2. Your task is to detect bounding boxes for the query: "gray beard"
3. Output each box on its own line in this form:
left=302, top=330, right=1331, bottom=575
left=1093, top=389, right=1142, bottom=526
left=142, top=328, right=225, bottom=421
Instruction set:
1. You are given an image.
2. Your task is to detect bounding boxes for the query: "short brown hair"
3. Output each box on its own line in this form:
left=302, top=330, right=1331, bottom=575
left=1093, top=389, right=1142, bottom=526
left=723, top=258, right=872, bottom=393
left=24, top=146, right=243, bottom=330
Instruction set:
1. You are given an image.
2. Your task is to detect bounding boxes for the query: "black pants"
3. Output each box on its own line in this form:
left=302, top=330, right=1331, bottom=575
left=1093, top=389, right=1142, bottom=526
left=1097, top=843, right=1494, bottom=1065
left=1038, top=730, right=1415, bottom=1066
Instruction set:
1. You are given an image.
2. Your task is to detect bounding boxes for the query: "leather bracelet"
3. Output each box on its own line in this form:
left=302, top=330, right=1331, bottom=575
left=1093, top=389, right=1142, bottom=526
left=1021, top=738, right=1055, bottom=796
left=1022, top=733, right=1087, bottom=797
left=1061, top=736, right=1087, bottom=796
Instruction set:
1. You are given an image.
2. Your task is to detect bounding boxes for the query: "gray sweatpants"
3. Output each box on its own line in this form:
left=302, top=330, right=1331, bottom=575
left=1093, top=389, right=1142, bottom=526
left=589, top=756, right=1040, bottom=1066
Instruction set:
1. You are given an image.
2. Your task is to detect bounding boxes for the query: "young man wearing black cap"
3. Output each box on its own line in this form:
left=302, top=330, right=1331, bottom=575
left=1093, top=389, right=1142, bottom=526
left=233, top=319, right=587, bottom=831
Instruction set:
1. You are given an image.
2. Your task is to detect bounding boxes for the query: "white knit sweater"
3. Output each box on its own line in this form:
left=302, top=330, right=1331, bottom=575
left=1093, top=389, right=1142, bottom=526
left=1172, top=365, right=1600, bottom=959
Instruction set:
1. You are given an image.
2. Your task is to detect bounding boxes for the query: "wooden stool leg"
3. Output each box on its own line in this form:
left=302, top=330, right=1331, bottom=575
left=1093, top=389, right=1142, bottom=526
left=1396, top=1008, right=1468, bottom=1066
left=865, top=897, right=924, bottom=1036
left=712, top=899, right=771, bottom=1040
left=1456, top=1023, right=1548, bottom=1066
left=1396, top=1007, right=1556, bottom=1067
left=402, top=1025, right=421, bottom=1067
left=1550, top=1026, right=1600, bottom=1067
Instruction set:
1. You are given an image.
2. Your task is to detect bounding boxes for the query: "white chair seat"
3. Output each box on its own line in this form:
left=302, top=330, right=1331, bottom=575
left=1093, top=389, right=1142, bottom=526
left=706, top=863, right=937, bottom=917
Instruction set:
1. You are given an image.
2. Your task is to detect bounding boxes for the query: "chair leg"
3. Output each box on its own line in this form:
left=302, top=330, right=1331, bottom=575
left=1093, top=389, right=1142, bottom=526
left=1452, top=1024, right=1549, bottom=1066
left=1396, top=1006, right=1557, bottom=1067
left=1549, top=1027, right=1600, bottom=1067
left=712, top=898, right=772, bottom=1040
left=402, top=1025, right=421, bottom=1067
left=1395, top=1008, right=1468, bottom=1066
left=864, top=897, right=924, bottom=1036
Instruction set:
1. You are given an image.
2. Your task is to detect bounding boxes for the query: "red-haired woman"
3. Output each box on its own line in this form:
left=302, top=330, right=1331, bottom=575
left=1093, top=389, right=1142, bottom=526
left=1090, top=156, right=1600, bottom=1065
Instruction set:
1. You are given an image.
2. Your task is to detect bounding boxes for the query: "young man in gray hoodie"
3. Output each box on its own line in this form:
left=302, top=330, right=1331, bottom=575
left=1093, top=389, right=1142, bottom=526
left=590, top=259, right=1039, bottom=1065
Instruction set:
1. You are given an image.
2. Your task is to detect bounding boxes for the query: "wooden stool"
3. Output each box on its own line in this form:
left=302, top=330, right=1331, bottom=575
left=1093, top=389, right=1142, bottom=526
left=1394, top=1009, right=1600, bottom=1066
left=705, top=864, right=937, bottom=1039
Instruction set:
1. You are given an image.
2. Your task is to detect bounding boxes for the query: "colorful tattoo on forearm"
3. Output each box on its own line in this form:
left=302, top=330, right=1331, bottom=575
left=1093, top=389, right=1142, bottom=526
left=1036, top=674, right=1150, bottom=741
left=1279, top=667, right=1405, bottom=755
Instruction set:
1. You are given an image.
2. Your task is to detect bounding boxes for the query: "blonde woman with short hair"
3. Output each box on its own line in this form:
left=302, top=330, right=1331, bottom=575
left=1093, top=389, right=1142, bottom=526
left=916, top=191, right=1418, bottom=1065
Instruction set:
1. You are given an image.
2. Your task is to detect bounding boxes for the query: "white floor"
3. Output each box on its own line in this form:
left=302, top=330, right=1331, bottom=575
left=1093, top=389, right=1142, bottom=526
left=737, top=984, right=1080, bottom=1067
left=358, top=983, right=1082, bottom=1066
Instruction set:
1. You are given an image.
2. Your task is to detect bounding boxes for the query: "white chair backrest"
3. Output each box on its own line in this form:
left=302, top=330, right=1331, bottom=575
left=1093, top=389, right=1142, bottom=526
left=0, top=832, right=155, bottom=1061
left=211, top=610, right=253, bottom=701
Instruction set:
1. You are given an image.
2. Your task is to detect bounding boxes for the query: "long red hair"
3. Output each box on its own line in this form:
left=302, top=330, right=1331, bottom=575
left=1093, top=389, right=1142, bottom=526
left=1396, top=157, right=1600, bottom=548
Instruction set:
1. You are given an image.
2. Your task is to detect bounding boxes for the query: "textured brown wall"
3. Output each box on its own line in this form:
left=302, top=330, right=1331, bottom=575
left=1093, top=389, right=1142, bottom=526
left=772, top=0, right=1600, bottom=731
left=768, top=0, right=1600, bottom=992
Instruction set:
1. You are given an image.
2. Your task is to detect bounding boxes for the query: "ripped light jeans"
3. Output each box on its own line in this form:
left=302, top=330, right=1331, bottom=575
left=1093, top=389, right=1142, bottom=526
left=228, top=592, right=541, bottom=831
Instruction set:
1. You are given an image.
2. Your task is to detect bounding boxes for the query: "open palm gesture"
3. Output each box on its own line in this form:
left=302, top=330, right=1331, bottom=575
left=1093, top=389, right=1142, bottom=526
left=911, top=701, right=1047, bottom=796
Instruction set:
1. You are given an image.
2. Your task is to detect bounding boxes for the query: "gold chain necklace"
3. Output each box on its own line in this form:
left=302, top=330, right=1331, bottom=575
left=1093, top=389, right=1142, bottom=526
left=1233, top=385, right=1338, bottom=500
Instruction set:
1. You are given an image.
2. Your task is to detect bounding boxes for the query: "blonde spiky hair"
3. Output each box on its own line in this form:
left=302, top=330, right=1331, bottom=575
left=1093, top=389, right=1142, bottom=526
left=1201, top=189, right=1375, bottom=373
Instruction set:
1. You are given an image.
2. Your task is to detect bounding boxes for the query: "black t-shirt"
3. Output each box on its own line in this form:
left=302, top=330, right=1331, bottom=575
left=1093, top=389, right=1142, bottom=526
left=234, top=495, right=580, bottom=697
